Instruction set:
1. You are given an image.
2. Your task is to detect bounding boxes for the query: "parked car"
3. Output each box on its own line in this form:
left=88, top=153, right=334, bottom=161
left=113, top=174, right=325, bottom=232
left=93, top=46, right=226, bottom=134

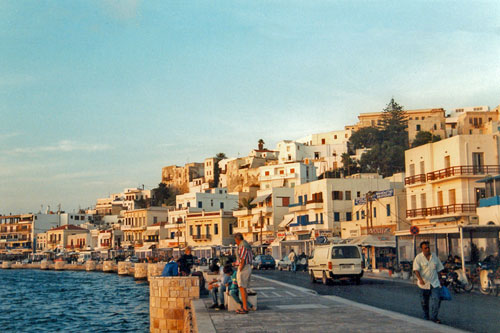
left=308, top=244, right=363, bottom=285
left=276, top=255, right=292, bottom=271
left=252, top=255, right=276, bottom=270
left=125, top=256, right=139, bottom=263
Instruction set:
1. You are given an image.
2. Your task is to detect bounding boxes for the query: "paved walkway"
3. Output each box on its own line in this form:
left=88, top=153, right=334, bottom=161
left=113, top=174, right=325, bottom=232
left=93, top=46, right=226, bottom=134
left=198, top=274, right=465, bottom=333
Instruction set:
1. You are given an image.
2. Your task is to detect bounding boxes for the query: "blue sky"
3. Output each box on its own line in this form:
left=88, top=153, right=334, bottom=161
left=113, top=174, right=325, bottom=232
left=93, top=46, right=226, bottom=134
left=1, top=0, right=499, bottom=214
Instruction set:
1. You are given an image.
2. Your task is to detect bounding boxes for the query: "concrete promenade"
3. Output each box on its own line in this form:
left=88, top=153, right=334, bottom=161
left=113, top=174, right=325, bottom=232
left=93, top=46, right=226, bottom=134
left=198, top=274, right=466, bottom=333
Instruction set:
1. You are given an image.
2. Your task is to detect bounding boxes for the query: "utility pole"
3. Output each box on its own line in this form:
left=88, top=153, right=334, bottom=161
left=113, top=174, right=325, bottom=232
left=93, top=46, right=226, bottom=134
left=259, top=211, right=264, bottom=255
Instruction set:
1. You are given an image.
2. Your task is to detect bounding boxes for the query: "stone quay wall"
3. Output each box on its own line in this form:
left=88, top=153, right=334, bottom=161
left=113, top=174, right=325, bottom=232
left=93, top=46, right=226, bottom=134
left=118, top=262, right=132, bottom=275
left=1, top=261, right=202, bottom=333
left=149, top=276, right=200, bottom=333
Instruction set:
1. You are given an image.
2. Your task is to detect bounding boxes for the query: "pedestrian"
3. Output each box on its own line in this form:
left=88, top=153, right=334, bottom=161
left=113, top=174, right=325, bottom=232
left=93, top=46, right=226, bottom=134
left=413, top=241, right=444, bottom=323
left=233, top=233, right=253, bottom=314
left=224, top=265, right=253, bottom=311
left=161, top=256, right=178, bottom=277
left=178, top=246, right=194, bottom=276
left=288, top=249, right=296, bottom=273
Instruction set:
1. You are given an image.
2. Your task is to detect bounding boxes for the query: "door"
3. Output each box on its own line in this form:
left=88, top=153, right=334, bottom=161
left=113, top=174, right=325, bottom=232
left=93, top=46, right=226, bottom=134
left=472, top=152, right=484, bottom=174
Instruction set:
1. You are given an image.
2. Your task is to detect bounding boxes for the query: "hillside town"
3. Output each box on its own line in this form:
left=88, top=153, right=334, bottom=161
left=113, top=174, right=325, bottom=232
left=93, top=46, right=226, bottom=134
left=2, top=101, right=500, bottom=274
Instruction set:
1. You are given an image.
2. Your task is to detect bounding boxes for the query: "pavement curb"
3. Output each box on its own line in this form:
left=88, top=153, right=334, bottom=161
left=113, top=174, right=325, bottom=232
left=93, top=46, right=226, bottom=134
left=192, top=298, right=216, bottom=333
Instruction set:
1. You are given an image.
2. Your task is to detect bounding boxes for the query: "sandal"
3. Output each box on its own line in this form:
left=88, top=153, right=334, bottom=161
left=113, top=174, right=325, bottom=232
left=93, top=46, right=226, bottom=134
left=236, top=308, right=248, bottom=314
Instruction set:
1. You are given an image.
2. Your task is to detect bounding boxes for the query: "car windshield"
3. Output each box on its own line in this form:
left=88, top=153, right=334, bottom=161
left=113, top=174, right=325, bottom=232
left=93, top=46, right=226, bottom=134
left=331, top=246, right=360, bottom=259
left=261, top=255, right=274, bottom=260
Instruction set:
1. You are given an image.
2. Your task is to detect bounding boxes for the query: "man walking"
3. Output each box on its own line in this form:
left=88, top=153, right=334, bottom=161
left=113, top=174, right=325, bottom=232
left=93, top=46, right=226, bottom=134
left=178, top=246, right=194, bottom=276
left=288, top=249, right=296, bottom=273
left=413, top=241, right=444, bottom=323
left=234, top=233, right=253, bottom=314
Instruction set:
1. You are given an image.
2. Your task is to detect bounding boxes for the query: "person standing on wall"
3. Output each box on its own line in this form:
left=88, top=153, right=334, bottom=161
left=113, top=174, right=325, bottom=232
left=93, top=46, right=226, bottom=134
left=178, top=246, right=194, bottom=276
left=288, top=249, right=296, bottom=273
left=234, top=233, right=253, bottom=314
left=413, top=241, right=444, bottom=324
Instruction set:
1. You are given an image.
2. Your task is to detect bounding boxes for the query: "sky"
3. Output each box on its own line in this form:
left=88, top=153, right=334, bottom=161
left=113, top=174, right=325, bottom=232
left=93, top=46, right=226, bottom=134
left=1, top=0, right=499, bottom=214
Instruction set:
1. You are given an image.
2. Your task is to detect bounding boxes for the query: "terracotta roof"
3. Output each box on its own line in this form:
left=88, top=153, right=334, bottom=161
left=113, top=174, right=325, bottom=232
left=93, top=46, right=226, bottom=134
left=49, top=224, right=86, bottom=231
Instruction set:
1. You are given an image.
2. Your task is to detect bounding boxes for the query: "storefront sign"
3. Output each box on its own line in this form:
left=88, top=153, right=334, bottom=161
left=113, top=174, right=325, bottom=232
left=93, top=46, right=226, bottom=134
left=355, top=189, right=394, bottom=205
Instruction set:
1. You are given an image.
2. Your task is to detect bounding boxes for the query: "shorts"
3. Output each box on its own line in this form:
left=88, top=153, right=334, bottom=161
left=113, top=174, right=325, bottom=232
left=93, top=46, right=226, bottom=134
left=237, top=265, right=252, bottom=289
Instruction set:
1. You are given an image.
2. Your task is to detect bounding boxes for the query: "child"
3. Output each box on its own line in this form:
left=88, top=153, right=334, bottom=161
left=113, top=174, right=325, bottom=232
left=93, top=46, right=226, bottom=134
left=223, top=265, right=253, bottom=313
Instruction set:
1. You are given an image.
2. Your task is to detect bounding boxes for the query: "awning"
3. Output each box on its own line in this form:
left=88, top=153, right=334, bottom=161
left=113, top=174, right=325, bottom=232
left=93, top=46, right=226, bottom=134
left=348, top=235, right=396, bottom=248
left=251, top=194, right=271, bottom=205
left=143, top=229, right=159, bottom=236
left=278, top=216, right=294, bottom=229
left=251, top=215, right=261, bottom=225
left=136, top=244, right=156, bottom=252
left=477, top=175, right=500, bottom=183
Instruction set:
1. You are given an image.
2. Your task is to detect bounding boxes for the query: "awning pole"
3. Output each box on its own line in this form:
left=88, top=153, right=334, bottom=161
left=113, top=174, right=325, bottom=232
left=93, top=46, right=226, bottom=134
left=459, top=226, right=466, bottom=276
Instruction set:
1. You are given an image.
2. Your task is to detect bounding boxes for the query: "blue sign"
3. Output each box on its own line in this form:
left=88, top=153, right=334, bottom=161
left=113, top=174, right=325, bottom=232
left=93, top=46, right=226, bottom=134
left=354, top=189, right=394, bottom=205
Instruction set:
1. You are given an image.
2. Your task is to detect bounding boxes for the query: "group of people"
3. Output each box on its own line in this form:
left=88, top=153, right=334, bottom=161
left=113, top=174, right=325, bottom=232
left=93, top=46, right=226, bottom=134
left=160, top=233, right=254, bottom=314
left=207, top=233, right=253, bottom=314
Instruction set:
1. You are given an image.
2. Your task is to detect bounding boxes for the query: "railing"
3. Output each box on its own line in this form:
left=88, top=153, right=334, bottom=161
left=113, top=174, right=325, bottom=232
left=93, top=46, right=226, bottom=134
left=192, top=234, right=211, bottom=240
left=288, top=203, right=304, bottom=208
left=306, top=198, right=323, bottom=204
left=406, top=203, right=476, bottom=218
left=404, top=174, right=426, bottom=185
left=426, top=165, right=500, bottom=181
left=479, top=196, right=500, bottom=208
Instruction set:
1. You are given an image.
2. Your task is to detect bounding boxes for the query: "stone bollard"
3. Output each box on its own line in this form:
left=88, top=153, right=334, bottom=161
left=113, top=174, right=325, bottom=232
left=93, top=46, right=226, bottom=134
left=118, top=261, right=131, bottom=275
left=86, top=260, right=97, bottom=271
left=149, top=276, right=200, bottom=333
left=147, top=263, right=164, bottom=282
left=135, top=263, right=148, bottom=280
left=102, top=261, right=115, bottom=273
left=40, top=260, right=51, bottom=270
left=54, top=261, right=66, bottom=270
left=2, top=261, right=12, bottom=269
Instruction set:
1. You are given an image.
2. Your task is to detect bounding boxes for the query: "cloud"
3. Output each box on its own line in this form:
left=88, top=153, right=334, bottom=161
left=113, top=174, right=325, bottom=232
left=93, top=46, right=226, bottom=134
left=4, top=140, right=112, bottom=154
left=0, top=132, right=20, bottom=140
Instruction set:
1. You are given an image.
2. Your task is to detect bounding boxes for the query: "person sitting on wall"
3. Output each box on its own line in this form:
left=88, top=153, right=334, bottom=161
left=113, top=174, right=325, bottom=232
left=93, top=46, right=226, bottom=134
left=208, top=264, right=231, bottom=310
left=224, top=264, right=253, bottom=311
left=161, top=256, right=179, bottom=277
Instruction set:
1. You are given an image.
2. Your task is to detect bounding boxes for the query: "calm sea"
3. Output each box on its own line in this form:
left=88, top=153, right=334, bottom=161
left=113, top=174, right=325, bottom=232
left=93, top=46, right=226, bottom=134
left=0, top=269, right=149, bottom=332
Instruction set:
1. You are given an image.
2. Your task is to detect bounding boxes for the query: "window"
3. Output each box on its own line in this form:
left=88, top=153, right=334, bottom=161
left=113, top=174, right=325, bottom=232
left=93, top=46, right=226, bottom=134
left=386, top=204, right=391, bottom=216
left=332, top=191, right=343, bottom=200
left=314, top=152, right=320, bottom=159
left=196, top=225, right=201, bottom=236
left=187, top=202, right=190, bottom=208
left=220, top=202, right=224, bottom=209
left=229, top=224, right=233, bottom=235
left=205, top=225, right=210, bottom=235
left=198, top=201, right=202, bottom=208
left=346, top=212, right=352, bottom=221
left=357, top=191, right=361, bottom=198
left=334, top=212, right=340, bottom=222
left=361, top=210, right=365, bottom=219
left=321, top=138, right=326, bottom=144
left=265, top=171, right=270, bottom=176
left=320, top=213, right=324, bottom=223
left=332, top=246, right=361, bottom=259
left=373, top=207, right=376, bottom=218
left=356, top=211, right=359, bottom=220
left=282, top=197, right=290, bottom=207
left=290, top=168, right=295, bottom=173
left=304, top=194, right=308, bottom=202
left=280, top=169, right=284, bottom=175
left=153, top=217, right=158, bottom=223
left=420, top=193, right=427, bottom=208
left=334, top=135, right=337, bottom=139
left=215, top=224, right=219, bottom=235
left=345, top=191, right=351, bottom=200
left=298, top=196, right=303, bottom=204
left=434, top=124, right=437, bottom=130
left=416, top=124, right=421, bottom=131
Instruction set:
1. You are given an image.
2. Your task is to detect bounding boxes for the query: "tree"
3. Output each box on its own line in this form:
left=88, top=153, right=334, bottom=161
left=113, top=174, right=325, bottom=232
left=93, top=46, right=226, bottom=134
left=349, top=127, right=382, bottom=149
left=215, top=152, right=227, bottom=160
left=354, top=98, right=409, bottom=177
left=411, top=131, right=441, bottom=148
left=340, top=153, right=358, bottom=176
left=239, top=197, right=257, bottom=210
left=151, top=183, right=175, bottom=207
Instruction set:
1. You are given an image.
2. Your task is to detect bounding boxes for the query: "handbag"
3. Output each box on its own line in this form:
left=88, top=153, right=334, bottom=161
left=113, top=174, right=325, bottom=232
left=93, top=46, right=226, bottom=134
left=440, top=286, right=452, bottom=301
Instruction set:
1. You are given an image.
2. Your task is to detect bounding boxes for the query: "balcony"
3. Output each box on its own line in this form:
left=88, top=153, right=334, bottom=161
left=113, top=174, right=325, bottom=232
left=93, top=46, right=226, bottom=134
left=252, top=206, right=273, bottom=215
left=426, top=165, right=500, bottom=182
left=233, top=225, right=252, bottom=233
left=406, top=203, right=476, bottom=218
left=306, top=198, right=323, bottom=210
left=405, top=174, right=426, bottom=185
left=233, top=209, right=251, bottom=217
left=288, top=202, right=305, bottom=212
left=192, top=234, right=212, bottom=241
left=479, top=196, right=500, bottom=208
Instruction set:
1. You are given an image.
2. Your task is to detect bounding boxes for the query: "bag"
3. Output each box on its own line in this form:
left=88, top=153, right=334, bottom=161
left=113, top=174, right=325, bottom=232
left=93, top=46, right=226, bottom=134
left=440, top=286, right=452, bottom=301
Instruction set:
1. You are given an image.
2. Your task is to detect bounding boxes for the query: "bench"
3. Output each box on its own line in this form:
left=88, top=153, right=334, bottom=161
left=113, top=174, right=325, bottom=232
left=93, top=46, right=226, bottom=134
left=224, top=289, right=258, bottom=312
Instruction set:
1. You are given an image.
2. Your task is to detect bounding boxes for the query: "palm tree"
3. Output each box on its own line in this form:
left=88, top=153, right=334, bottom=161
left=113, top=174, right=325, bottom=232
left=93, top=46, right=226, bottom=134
left=239, top=197, right=256, bottom=210
left=215, top=152, right=227, bottom=160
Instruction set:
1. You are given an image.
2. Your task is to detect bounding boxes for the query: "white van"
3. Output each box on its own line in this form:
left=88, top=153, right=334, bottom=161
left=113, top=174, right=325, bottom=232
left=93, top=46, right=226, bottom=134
left=308, top=244, right=363, bottom=285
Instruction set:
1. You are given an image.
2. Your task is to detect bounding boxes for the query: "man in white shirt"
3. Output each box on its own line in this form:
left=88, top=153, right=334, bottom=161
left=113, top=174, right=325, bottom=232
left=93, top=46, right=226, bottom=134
left=413, top=241, right=444, bottom=323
